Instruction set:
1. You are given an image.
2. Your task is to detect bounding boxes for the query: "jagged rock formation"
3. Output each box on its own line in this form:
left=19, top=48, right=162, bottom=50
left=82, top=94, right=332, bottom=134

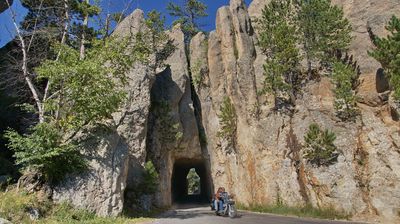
left=192, top=0, right=400, bottom=223
left=53, top=10, right=154, bottom=216
left=53, top=0, right=400, bottom=223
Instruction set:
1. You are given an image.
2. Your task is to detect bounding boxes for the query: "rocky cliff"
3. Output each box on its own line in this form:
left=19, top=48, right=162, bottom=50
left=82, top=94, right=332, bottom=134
left=53, top=0, right=400, bottom=223
left=197, top=0, right=400, bottom=223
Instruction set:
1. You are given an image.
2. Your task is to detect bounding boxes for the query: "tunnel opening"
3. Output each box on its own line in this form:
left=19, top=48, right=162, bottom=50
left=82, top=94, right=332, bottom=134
left=171, top=158, right=211, bottom=204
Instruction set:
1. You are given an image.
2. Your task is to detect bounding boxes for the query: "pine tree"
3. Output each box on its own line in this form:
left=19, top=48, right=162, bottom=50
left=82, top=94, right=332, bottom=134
left=258, top=0, right=301, bottom=108
left=217, top=97, right=237, bottom=149
left=303, top=124, right=338, bottom=167
left=369, top=16, right=400, bottom=101
left=145, top=10, right=176, bottom=71
left=331, top=61, right=359, bottom=121
left=167, top=0, right=207, bottom=43
left=297, top=0, right=352, bottom=77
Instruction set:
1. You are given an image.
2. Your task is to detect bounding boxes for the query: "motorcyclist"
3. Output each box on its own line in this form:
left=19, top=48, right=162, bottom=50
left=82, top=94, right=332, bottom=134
left=215, top=187, right=226, bottom=214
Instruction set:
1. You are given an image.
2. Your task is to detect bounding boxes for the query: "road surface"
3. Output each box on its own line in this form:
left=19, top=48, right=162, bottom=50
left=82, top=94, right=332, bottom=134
left=151, top=205, right=366, bottom=224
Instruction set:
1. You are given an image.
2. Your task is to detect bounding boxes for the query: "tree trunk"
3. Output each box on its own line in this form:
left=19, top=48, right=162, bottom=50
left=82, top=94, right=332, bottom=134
left=79, top=0, right=89, bottom=60
left=6, top=0, right=44, bottom=123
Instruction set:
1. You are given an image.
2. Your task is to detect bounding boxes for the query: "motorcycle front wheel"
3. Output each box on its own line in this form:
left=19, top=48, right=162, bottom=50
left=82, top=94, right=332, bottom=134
left=228, top=205, right=237, bottom=218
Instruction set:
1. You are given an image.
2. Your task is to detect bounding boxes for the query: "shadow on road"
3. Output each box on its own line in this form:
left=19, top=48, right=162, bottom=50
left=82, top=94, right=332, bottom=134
left=158, top=205, right=242, bottom=220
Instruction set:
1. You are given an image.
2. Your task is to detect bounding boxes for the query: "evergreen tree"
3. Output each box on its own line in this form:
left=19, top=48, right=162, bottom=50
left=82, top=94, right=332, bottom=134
left=297, top=0, right=352, bottom=77
left=145, top=10, right=176, bottom=71
left=258, top=0, right=301, bottom=108
left=167, top=0, right=207, bottom=43
left=217, top=96, right=237, bottom=150
left=303, top=123, right=338, bottom=167
left=369, top=16, right=400, bottom=101
left=331, top=61, right=359, bottom=121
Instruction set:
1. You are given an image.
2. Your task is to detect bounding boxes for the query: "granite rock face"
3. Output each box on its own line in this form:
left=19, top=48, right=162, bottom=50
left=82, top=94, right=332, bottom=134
left=52, top=1, right=400, bottom=222
left=53, top=9, right=154, bottom=217
left=194, top=0, right=400, bottom=223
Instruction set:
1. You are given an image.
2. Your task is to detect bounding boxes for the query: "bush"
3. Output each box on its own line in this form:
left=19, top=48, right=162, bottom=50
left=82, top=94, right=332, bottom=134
left=303, top=124, right=338, bottom=167
left=331, top=62, right=360, bottom=121
left=4, top=123, right=86, bottom=183
left=151, top=101, right=183, bottom=144
left=217, top=97, right=237, bottom=146
left=139, top=161, right=159, bottom=195
left=190, top=60, right=204, bottom=88
left=0, top=188, right=152, bottom=224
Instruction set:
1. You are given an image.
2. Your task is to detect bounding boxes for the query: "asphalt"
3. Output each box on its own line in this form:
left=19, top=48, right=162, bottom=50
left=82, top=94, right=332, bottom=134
left=150, top=205, right=366, bottom=224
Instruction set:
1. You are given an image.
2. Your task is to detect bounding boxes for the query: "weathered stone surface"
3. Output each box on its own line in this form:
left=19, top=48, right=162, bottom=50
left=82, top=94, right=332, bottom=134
left=53, top=9, right=154, bottom=217
left=197, top=0, right=400, bottom=223
left=0, top=217, right=12, bottom=224
left=51, top=1, right=400, bottom=222
left=53, top=123, right=130, bottom=217
left=331, top=0, right=400, bottom=74
left=146, top=24, right=202, bottom=207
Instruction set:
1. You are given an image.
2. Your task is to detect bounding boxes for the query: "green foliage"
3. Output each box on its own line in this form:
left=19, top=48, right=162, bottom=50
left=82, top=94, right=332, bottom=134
left=187, top=168, right=200, bottom=195
left=258, top=0, right=301, bottom=105
left=167, top=0, right=208, bottom=43
left=4, top=123, right=86, bottom=182
left=331, top=62, right=360, bottom=121
left=303, top=124, right=338, bottom=167
left=237, top=203, right=350, bottom=220
left=152, top=101, right=183, bottom=144
left=5, top=34, right=151, bottom=183
left=0, top=189, right=153, bottom=224
left=145, top=10, right=176, bottom=69
left=217, top=97, right=237, bottom=145
left=297, top=0, right=352, bottom=73
left=369, top=16, right=400, bottom=100
left=190, top=60, right=204, bottom=88
left=37, top=37, right=148, bottom=130
left=139, top=161, right=159, bottom=195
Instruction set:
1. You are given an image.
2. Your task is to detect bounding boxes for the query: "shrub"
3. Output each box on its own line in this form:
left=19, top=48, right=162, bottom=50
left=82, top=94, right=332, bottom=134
left=139, top=161, right=159, bottom=195
left=190, top=60, right=203, bottom=88
left=4, top=123, right=86, bottom=183
left=152, top=101, right=183, bottom=144
left=332, top=62, right=360, bottom=121
left=217, top=97, right=237, bottom=146
left=303, top=124, right=338, bottom=167
left=0, top=188, right=152, bottom=224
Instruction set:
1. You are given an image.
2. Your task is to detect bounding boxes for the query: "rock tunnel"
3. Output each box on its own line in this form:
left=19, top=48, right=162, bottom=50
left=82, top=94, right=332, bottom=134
left=171, top=158, right=212, bottom=204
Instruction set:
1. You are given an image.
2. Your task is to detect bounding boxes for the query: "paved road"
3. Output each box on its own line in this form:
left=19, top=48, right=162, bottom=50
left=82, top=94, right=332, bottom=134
left=151, top=205, right=365, bottom=224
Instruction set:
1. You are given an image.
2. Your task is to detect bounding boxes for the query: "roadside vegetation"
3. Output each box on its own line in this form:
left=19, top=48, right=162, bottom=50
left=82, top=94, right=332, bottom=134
left=0, top=187, right=153, bottom=224
left=237, top=203, right=350, bottom=221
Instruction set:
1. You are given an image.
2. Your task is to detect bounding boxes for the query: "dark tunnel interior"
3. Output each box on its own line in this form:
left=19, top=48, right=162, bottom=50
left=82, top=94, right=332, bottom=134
left=171, top=158, right=212, bottom=204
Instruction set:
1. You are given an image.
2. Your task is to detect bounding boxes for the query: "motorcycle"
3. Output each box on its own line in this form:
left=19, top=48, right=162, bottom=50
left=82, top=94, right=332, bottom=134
left=212, top=192, right=238, bottom=218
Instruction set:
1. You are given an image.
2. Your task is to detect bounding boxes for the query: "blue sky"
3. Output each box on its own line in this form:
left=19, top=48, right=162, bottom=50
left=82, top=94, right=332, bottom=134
left=0, top=0, right=252, bottom=47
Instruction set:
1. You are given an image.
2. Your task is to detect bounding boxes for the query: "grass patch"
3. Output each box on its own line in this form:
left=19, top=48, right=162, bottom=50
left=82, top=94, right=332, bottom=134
left=0, top=188, right=153, bottom=224
left=237, top=203, right=350, bottom=220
